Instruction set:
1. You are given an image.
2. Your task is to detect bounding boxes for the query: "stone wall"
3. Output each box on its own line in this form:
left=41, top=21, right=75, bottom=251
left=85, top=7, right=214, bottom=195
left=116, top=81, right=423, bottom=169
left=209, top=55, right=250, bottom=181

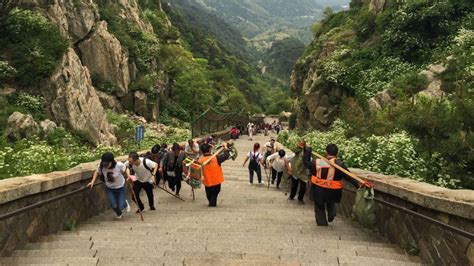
left=338, top=169, right=474, bottom=265
left=0, top=168, right=109, bottom=256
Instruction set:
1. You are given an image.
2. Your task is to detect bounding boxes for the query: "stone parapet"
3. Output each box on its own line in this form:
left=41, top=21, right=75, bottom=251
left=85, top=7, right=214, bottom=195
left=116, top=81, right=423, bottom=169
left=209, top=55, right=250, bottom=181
left=338, top=169, right=474, bottom=265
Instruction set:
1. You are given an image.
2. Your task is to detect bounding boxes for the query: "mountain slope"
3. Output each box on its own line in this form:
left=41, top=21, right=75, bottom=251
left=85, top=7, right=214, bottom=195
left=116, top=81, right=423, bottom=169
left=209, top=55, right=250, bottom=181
left=290, top=0, right=473, bottom=188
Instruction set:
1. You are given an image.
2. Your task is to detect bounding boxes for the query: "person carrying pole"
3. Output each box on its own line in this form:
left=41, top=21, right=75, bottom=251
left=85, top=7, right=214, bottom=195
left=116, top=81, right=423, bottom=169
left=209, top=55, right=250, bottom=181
left=197, top=143, right=231, bottom=207
left=125, top=152, right=158, bottom=213
left=286, top=145, right=309, bottom=204
left=301, top=142, right=373, bottom=226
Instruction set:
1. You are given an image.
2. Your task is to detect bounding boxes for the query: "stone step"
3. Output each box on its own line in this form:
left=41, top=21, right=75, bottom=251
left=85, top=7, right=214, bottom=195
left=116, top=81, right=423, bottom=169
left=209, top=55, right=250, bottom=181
left=76, top=221, right=365, bottom=234
left=11, top=249, right=96, bottom=258
left=0, top=256, right=98, bottom=265
left=338, top=255, right=421, bottom=265
left=43, top=232, right=367, bottom=244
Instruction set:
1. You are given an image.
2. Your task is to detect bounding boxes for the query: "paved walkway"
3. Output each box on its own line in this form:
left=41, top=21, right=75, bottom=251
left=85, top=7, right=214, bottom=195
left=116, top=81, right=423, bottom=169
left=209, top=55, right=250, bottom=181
left=0, top=134, right=421, bottom=265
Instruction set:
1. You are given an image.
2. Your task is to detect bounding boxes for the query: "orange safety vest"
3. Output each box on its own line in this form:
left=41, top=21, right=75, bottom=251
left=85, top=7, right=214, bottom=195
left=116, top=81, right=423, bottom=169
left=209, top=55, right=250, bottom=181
left=198, top=156, right=224, bottom=187
left=311, top=158, right=343, bottom=190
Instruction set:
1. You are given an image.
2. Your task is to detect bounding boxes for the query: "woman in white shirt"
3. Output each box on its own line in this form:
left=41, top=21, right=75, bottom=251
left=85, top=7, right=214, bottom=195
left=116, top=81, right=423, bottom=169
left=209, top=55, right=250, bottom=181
left=266, top=149, right=294, bottom=189
left=242, top=143, right=264, bottom=185
left=88, top=152, right=131, bottom=219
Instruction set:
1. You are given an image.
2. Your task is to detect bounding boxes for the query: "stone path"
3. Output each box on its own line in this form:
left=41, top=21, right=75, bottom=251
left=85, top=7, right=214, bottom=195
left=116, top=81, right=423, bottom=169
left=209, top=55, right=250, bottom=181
left=0, top=134, right=422, bottom=265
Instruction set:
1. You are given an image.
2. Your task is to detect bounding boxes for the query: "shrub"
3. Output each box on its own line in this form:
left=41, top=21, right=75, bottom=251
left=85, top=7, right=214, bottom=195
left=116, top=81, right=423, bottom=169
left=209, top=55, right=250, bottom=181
left=278, top=120, right=462, bottom=188
left=0, top=9, right=68, bottom=86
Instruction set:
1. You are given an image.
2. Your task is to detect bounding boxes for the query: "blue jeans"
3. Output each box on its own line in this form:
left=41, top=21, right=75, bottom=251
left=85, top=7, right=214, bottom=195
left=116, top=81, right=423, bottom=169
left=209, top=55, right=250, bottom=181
left=248, top=164, right=262, bottom=184
left=105, top=186, right=126, bottom=216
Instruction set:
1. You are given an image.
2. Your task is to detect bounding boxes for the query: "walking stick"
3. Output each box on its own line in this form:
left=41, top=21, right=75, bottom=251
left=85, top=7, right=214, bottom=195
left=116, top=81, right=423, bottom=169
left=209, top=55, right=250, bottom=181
left=156, top=184, right=186, bottom=202
left=264, top=167, right=270, bottom=190
left=311, top=151, right=367, bottom=184
left=128, top=181, right=144, bottom=221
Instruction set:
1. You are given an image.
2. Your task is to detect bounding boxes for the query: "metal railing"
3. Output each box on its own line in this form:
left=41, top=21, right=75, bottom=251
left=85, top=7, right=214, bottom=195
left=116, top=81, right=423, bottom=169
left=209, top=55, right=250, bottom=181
left=343, top=187, right=474, bottom=241
left=0, top=181, right=103, bottom=222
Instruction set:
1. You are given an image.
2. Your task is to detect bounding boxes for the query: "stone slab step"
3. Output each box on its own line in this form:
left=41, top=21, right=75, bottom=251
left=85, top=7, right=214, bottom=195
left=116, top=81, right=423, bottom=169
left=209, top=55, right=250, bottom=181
left=11, top=249, right=96, bottom=258
left=0, top=257, right=98, bottom=265
left=338, top=255, right=421, bottom=265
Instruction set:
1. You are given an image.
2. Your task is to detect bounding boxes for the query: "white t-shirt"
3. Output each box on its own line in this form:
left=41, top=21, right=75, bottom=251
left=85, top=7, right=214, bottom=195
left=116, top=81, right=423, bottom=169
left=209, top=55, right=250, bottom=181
left=185, top=143, right=200, bottom=159
left=266, top=152, right=295, bottom=172
left=247, top=151, right=263, bottom=161
left=265, top=142, right=275, bottom=152
left=98, top=162, right=127, bottom=189
left=124, top=158, right=157, bottom=183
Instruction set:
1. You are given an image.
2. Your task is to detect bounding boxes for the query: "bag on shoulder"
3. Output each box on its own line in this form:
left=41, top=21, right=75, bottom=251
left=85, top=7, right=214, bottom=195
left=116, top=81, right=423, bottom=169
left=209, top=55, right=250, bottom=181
left=249, top=152, right=260, bottom=168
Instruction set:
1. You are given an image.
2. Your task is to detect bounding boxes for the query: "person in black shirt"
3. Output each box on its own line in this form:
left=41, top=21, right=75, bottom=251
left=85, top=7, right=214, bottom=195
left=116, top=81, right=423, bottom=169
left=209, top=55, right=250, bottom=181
left=302, top=142, right=371, bottom=226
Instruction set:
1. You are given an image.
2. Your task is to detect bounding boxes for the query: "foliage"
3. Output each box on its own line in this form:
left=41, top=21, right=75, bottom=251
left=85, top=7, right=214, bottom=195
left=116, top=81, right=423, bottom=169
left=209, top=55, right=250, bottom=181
left=0, top=60, right=16, bottom=82
left=7, top=92, right=45, bottom=115
left=0, top=9, right=68, bottom=86
left=278, top=120, right=463, bottom=189
left=91, top=74, right=119, bottom=94
left=0, top=120, right=190, bottom=180
left=63, top=219, right=77, bottom=231
left=261, top=37, right=306, bottom=80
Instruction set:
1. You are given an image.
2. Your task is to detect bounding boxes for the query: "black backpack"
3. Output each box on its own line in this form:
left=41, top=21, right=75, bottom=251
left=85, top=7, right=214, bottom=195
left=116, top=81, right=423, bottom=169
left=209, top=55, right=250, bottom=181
left=128, top=158, right=154, bottom=176
left=249, top=152, right=260, bottom=168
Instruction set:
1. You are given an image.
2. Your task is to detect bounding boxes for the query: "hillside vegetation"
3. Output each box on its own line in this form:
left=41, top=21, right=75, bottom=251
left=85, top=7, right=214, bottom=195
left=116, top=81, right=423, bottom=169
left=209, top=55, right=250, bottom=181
left=290, top=0, right=473, bottom=188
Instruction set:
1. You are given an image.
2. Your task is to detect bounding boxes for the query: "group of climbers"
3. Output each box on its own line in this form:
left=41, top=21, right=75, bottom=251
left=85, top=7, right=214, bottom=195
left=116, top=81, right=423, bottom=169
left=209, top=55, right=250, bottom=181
left=87, top=136, right=232, bottom=218
left=241, top=136, right=373, bottom=226
left=87, top=128, right=373, bottom=227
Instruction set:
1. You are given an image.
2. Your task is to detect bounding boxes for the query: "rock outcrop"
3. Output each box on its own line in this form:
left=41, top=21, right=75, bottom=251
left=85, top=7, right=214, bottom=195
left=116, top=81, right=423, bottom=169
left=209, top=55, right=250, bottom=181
left=5, top=112, right=40, bottom=141
left=134, top=91, right=148, bottom=120
left=25, top=0, right=99, bottom=44
left=368, top=89, right=396, bottom=110
left=96, top=91, right=124, bottom=113
left=418, top=63, right=446, bottom=99
left=369, top=0, right=388, bottom=12
left=39, top=119, right=57, bottom=135
left=115, top=0, right=154, bottom=32
left=44, top=48, right=116, bottom=145
left=78, top=21, right=130, bottom=96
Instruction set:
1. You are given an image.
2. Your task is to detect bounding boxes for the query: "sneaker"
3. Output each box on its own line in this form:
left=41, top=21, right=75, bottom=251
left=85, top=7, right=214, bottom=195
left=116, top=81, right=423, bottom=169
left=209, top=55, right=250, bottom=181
left=249, top=182, right=253, bottom=186
left=125, top=200, right=131, bottom=212
left=115, top=214, right=123, bottom=219
left=298, top=200, right=305, bottom=205
left=287, top=197, right=294, bottom=201
left=328, top=216, right=335, bottom=223
left=136, top=209, right=144, bottom=214
left=150, top=206, right=156, bottom=211
left=260, top=180, right=265, bottom=185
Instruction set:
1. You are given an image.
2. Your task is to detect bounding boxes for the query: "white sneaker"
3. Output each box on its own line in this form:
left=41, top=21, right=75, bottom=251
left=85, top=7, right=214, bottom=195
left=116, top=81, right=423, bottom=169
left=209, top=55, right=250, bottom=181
left=260, top=181, right=265, bottom=185
left=116, top=214, right=123, bottom=219
left=125, top=200, right=131, bottom=212
left=248, top=182, right=252, bottom=186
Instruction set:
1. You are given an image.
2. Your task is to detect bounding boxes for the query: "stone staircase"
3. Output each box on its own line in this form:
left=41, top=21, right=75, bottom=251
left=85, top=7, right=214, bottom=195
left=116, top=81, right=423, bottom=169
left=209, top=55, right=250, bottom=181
left=0, top=134, right=422, bottom=265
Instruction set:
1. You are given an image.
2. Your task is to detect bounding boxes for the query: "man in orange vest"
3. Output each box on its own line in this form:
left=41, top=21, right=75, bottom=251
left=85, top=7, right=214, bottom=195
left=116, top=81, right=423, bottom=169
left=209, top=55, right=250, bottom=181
left=198, top=143, right=231, bottom=207
left=302, top=142, right=367, bottom=226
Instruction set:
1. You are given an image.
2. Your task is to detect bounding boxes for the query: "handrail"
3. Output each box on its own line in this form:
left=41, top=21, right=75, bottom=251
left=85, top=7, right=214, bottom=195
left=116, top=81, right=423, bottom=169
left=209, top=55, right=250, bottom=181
left=343, top=187, right=474, bottom=241
left=1, top=153, right=472, bottom=242
left=0, top=181, right=103, bottom=222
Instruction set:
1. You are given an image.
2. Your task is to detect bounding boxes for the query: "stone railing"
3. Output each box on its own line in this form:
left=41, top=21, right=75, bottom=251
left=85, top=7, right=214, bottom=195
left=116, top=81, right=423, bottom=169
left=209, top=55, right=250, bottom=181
left=0, top=128, right=231, bottom=255
left=338, top=169, right=474, bottom=265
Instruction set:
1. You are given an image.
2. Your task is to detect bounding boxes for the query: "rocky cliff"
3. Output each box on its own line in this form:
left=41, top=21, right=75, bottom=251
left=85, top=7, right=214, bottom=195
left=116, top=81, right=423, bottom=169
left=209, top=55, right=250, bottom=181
left=13, top=0, right=170, bottom=144
left=289, top=0, right=462, bottom=130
